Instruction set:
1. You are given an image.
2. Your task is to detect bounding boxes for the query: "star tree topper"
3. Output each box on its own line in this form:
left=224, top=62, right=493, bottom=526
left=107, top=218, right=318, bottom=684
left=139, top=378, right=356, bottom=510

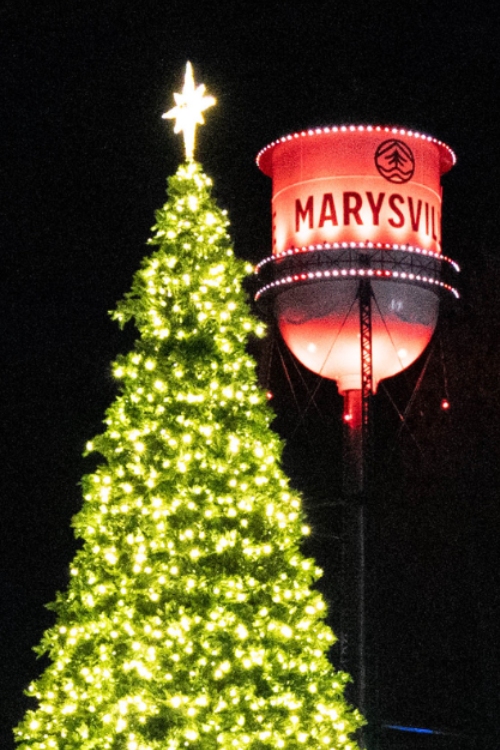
left=163, top=62, right=216, bottom=161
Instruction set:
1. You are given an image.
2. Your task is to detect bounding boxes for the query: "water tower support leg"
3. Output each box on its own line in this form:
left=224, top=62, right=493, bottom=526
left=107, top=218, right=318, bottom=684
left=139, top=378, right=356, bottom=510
left=342, top=278, right=373, bottom=495
left=340, top=279, right=373, bottom=747
left=359, top=277, right=373, bottom=486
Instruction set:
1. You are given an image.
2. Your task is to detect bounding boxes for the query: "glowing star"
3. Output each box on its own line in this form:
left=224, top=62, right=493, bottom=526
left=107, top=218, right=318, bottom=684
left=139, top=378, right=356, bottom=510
left=163, top=62, right=216, bottom=161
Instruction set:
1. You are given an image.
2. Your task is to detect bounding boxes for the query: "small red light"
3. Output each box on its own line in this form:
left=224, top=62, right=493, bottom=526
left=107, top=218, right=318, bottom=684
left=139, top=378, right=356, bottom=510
left=266, top=391, right=273, bottom=400
left=343, top=413, right=353, bottom=423
left=441, top=398, right=450, bottom=411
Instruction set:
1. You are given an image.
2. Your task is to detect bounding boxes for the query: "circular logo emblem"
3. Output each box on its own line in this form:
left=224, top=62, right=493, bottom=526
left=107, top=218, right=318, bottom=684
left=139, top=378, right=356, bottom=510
left=375, top=139, right=415, bottom=184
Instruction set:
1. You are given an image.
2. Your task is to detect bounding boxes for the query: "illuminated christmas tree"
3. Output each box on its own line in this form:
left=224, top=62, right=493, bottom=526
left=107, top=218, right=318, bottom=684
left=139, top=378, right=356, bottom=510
left=15, top=64, right=362, bottom=750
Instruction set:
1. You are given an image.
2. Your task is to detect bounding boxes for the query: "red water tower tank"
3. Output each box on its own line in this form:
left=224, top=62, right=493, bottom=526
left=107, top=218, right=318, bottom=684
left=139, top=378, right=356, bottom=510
left=255, top=125, right=458, bottom=395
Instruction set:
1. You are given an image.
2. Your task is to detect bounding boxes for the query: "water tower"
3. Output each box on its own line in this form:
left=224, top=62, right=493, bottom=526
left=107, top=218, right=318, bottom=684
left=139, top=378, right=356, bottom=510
left=255, top=125, right=458, bottom=740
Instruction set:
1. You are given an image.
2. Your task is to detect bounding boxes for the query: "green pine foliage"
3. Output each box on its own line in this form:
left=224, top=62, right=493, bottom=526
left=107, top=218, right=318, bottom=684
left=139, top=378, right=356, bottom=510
left=14, top=161, right=363, bottom=750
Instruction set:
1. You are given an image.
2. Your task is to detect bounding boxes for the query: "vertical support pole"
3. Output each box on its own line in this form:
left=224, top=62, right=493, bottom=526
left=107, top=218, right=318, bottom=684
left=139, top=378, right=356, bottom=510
left=342, top=390, right=363, bottom=496
left=341, top=278, right=373, bottom=749
left=342, top=279, right=373, bottom=495
left=359, top=277, right=373, bottom=492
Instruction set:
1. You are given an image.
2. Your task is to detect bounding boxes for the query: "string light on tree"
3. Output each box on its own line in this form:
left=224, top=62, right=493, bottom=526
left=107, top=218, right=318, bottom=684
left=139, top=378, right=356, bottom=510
left=14, top=65, right=362, bottom=750
left=162, top=61, right=216, bottom=161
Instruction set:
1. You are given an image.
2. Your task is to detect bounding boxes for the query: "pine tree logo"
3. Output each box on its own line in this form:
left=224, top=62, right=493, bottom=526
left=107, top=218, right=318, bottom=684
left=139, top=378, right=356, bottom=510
left=374, top=138, right=415, bottom=183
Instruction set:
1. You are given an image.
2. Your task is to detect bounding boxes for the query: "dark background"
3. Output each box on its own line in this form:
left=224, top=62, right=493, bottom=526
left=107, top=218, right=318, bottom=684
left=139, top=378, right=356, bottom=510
left=1, top=1, right=500, bottom=748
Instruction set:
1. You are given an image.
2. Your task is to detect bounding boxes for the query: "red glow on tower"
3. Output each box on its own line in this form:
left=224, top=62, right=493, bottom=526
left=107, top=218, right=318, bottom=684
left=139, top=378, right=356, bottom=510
left=255, top=125, right=457, bottom=394
left=255, top=125, right=458, bottom=725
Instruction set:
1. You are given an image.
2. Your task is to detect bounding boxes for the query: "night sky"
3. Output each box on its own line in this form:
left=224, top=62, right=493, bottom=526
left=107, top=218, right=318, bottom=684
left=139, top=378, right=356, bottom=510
left=1, top=2, right=500, bottom=748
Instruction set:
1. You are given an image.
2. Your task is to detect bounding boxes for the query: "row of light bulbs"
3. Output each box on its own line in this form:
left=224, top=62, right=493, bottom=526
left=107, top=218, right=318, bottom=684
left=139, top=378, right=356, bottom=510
left=256, top=123, right=456, bottom=168
left=255, top=266, right=460, bottom=301
left=255, top=240, right=460, bottom=273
